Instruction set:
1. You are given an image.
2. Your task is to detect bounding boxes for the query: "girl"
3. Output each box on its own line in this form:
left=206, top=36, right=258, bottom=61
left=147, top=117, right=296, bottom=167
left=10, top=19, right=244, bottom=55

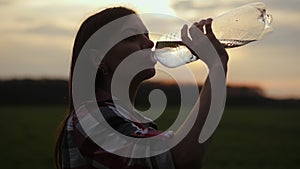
left=55, top=6, right=228, bottom=169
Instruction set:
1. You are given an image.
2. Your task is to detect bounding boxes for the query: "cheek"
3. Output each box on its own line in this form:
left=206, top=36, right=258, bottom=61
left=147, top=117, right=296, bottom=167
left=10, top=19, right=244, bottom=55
left=113, top=43, right=140, bottom=59
left=106, top=43, right=140, bottom=70
left=138, top=68, right=156, bottom=80
left=122, top=43, right=140, bottom=56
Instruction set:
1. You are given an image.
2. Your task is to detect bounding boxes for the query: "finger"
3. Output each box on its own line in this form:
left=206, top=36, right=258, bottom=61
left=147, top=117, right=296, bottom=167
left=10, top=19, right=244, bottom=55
left=189, top=24, right=207, bottom=42
left=189, top=24, right=199, bottom=38
left=181, top=24, right=191, bottom=44
left=197, top=19, right=206, bottom=32
left=192, top=22, right=202, bottom=33
left=205, top=18, right=215, bottom=38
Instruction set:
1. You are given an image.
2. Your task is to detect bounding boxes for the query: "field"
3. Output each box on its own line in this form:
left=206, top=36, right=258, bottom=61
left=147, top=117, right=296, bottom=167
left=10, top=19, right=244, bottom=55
left=0, top=105, right=299, bottom=169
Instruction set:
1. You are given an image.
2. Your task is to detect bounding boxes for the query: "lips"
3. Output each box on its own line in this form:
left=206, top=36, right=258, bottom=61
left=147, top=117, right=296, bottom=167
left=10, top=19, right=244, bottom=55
left=150, top=51, right=157, bottom=65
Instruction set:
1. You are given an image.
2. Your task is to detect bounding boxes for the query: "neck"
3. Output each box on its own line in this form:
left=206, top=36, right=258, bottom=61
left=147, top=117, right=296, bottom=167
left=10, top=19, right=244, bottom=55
left=97, top=77, right=140, bottom=105
left=129, top=81, right=140, bottom=105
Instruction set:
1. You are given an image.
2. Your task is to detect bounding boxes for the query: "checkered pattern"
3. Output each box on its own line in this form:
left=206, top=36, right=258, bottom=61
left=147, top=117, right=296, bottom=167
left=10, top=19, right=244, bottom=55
left=60, top=101, right=175, bottom=169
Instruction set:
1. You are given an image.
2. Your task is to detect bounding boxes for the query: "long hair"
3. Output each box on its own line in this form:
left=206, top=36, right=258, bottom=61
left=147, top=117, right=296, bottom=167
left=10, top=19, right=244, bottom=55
left=54, top=7, right=136, bottom=169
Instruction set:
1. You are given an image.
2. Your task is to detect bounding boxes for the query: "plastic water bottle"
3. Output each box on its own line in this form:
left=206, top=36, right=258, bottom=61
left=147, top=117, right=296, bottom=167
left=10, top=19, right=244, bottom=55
left=154, top=2, right=273, bottom=68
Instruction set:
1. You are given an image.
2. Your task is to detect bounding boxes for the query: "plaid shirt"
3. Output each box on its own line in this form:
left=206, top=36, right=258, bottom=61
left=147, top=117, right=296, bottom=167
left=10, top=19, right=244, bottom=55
left=60, top=101, right=175, bottom=169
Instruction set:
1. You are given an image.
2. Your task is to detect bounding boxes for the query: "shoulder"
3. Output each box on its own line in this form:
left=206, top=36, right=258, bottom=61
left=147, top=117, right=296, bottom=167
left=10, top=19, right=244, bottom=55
left=72, top=101, right=170, bottom=139
left=72, top=101, right=150, bottom=137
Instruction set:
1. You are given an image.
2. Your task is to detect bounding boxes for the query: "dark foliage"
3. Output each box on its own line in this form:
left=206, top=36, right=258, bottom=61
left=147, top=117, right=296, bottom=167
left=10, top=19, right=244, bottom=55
left=0, top=79, right=299, bottom=107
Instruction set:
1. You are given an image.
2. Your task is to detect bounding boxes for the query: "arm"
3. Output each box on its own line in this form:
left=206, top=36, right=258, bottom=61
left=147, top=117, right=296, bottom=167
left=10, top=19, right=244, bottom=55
left=171, top=19, right=229, bottom=169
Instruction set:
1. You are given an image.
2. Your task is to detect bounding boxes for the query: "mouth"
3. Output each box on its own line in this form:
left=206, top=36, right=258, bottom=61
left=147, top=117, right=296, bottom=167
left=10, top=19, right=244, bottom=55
left=150, top=51, right=157, bottom=65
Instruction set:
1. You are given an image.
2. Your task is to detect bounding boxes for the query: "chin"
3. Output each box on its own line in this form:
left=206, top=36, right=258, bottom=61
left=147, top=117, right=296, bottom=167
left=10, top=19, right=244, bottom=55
left=144, top=68, right=156, bottom=79
left=134, top=68, right=156, bottom=83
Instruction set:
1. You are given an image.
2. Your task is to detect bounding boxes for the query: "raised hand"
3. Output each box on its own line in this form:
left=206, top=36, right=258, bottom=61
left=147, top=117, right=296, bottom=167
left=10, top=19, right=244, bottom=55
left=181, top=18, right=229, bottom=70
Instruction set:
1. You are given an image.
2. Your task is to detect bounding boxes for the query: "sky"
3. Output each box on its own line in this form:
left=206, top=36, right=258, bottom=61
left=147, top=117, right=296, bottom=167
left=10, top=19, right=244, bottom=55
left=0, top=0, right=300, bottom=99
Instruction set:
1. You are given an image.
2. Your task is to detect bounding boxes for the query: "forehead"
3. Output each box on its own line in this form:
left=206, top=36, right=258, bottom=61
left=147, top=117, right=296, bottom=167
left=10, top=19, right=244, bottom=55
left=120, top=14, right=148, bottom=33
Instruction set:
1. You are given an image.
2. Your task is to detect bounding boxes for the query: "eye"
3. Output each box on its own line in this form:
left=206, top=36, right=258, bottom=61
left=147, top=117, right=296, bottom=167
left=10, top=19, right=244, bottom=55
left=124, top=34, right=140, bottom=41
left=123, top=33, right=150, bottom=42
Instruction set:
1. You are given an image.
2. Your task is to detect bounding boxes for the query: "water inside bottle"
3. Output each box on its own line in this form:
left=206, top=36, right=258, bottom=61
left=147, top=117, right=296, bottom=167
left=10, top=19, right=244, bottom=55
left=155, top=41, right=197, bottom=68
left=154, top=39, right=254, bottom=68
left=219, top=39, right=256, bottom=48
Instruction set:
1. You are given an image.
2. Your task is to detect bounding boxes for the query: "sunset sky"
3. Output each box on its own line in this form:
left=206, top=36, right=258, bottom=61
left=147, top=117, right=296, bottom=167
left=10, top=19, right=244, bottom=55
left=1, top=0, right=300, bottom=99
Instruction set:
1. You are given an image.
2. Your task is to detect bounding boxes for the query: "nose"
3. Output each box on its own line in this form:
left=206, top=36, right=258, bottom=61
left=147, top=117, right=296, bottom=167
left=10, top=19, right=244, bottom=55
left=141, top=36, right=154, bottom=49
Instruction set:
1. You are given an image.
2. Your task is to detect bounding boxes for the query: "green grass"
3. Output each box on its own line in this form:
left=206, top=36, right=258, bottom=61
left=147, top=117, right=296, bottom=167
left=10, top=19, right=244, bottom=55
left=202, top=106, right=300, bottom=169
left=0, top=105, right=299, bottom=169
left=0, top=105, right=67, bottom=169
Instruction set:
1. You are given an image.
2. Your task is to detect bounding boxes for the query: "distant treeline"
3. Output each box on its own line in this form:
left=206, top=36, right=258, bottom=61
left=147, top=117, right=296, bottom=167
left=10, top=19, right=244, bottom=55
left=0, top=79, right=299, bottom=107
left=0, top=79, right=68, bottom=105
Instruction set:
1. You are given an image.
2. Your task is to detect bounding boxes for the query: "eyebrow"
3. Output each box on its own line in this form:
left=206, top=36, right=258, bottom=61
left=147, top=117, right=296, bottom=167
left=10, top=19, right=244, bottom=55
left=121, top=27, right=149, bottom=38
left=122, top=27, right=148, bottom=34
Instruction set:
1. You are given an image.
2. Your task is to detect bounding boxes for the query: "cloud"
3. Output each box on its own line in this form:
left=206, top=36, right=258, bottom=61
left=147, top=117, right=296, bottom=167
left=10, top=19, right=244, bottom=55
left=171, top=0, right=252, bottom=11
left=170, top=0, right=255, bottom=18
left=0, top=22, right=75, bottom=38
left=0, top=0, right=12, bottom=7
left=0, top=34, right=70, bottom=79
left=14, top=16, right=36, bottom=23
left=169, top=0, right=300, bottom=47
left=267, top=0, right=300, bottom=12
left=22, top=24, right=75, bottom=37
left=168, top=0, right=300, bottom=99
left=170, top=0, right=300, bottom=20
